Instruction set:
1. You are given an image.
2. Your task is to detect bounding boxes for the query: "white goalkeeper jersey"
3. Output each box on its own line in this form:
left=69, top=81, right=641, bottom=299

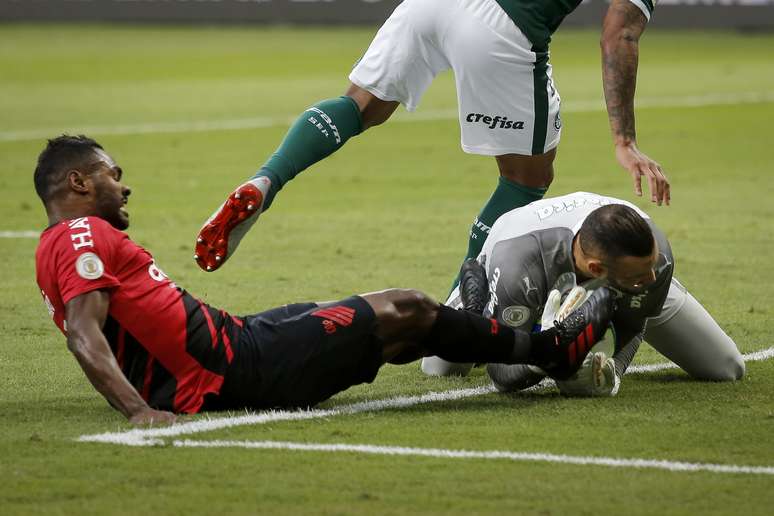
left=480, top=191, right=650, bottom=262
left=449, top=191, right=674, bottom=368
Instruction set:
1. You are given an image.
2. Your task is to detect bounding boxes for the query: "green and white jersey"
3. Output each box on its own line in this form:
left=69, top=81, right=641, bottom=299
left=494, top=0, right=657, bottom=51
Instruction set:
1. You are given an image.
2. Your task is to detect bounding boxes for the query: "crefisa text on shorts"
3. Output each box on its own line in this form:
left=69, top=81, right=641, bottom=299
left=465, top=113, right=525, bottom=130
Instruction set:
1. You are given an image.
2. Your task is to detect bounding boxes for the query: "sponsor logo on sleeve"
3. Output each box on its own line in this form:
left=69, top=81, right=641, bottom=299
left=484, top=267, right=501, bottom=316
left=75, top=252, right=104, bottom=280
left=629, top=294, right=646, bottom=309
left=522, top=276, right=538, bottom=297
left=535, top=197, right=612, bottom=221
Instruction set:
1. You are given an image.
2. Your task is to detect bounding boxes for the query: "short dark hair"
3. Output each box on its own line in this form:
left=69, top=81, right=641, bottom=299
left=578, top=204, right=655, bottom=260
left=34, top=134, right=103, bottom=204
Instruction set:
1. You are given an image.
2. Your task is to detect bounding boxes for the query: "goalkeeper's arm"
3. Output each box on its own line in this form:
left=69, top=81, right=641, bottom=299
left=611, top=324, right=644, bottom=377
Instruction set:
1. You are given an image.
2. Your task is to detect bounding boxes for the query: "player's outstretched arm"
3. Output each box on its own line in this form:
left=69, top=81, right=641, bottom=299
left=601, top=0, right=670, bottom=206
left=65, top=291, right=176, bottom=426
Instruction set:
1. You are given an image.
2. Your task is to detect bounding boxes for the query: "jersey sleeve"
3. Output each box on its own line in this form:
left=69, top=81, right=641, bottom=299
left=610, top=315, right=645, bottom=375
left=486, top=235, right=546, bottom=332
left=627, top=0, right=655, bottom=22
left=483, top=236, right=548, bottom=392
left=53, top=218, right=121, bottom=305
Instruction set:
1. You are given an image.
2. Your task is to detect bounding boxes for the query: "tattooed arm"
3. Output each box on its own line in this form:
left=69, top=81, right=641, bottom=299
left=601, top=0, right=670, bottom=206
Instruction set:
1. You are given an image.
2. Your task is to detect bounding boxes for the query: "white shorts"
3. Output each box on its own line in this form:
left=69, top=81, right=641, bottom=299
left=349, top=0, right=562, bottom=156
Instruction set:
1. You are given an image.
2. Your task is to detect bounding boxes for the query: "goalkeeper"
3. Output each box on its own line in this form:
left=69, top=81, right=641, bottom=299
left=422, top=192, right=745, bottom=396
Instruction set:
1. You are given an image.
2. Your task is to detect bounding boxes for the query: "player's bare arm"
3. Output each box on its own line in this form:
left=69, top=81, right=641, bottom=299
left=65, top=290, right=176, bottom=426
left=601, top=0, right=670, bottom=206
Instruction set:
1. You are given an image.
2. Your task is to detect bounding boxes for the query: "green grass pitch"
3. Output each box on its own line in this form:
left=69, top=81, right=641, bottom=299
left=1, top=24, right=774, bottom=514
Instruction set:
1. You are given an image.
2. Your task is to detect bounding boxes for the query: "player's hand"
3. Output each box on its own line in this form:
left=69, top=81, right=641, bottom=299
left=541, top=286, right=590, bottom=330
left=128, top=408, right=177, bottom=426
left=556, top=351, right=620, bottom=397
left=615, top=141, right=670, bottom=206
left=540, top=289, right=563, bottom=330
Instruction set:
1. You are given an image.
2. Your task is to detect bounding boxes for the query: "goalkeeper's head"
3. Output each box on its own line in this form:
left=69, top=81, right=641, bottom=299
left=575, top=204, right=658, bottom=294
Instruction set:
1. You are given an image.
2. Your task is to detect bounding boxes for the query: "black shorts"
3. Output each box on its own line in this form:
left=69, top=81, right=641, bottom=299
left=206, top=295, right=382, bottom=410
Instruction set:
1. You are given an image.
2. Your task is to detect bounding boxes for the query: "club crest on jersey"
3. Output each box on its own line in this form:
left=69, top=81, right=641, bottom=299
left=501, top=305, right=530, bottom=328
left=75, top=252, right=104, bottom=280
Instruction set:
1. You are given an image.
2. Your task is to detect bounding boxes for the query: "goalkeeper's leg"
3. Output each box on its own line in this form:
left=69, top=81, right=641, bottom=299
left=644, top=278, right=744, bottom=381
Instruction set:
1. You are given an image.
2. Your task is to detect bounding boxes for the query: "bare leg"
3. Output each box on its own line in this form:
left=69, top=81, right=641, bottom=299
left=360, top=289, right=439, bottom=363
left=359, top=288, right=539, bottom=367
left=495, top=147, right=557, bottom=189
left=345, top=83, right=401, bottom=130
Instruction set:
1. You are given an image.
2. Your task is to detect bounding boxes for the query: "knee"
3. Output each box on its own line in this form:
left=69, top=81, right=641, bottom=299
left=388, top=289, right=438, bottom=324
left=344, top=85, right=397, bottom=129
left=694, top=353, right=745, bottom=382
left=361, top=108, right=392, bottom=129
left=499, top=168, right=554, bottom=189
left=720, top=354, right=746, bottom=381
left=496, top=150, right=556, bottom=189
left=372, top=288, right=438, bottom=337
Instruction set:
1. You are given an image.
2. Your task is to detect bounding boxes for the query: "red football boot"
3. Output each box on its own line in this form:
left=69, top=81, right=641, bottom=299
left=194, top=177, right=271, bottom=272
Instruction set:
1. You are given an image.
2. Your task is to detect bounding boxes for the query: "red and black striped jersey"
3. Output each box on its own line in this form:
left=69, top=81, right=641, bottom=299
left=35, top=216, right=243, bottom=413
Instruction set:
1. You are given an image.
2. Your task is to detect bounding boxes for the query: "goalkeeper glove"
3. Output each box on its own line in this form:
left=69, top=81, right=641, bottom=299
left=556, top=347, right=620, bottom=397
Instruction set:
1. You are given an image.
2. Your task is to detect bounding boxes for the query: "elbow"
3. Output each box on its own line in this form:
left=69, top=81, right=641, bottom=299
left=66, top=334, right=80, bottom=355
left=66, top=331, right=90, bottom=360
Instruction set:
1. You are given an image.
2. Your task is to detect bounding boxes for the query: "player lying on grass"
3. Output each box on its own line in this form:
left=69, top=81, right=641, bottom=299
left=422, top=192, right=745, bottom=395
left=194, top=0, right=670, bottom=275
left=33, top=136, right=615, bottom=425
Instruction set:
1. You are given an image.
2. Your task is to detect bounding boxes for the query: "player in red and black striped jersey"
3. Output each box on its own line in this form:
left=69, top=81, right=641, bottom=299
left=36, top=214, right=242, bottom=414
left=33, top=135, right=615, bottom=425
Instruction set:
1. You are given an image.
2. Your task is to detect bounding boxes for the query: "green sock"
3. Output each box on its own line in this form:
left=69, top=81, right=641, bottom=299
left=450, top=176, right=547, bottom=292
left=251, top=96, right=362, bottom=209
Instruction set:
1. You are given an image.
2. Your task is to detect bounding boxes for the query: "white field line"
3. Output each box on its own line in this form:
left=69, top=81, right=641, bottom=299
left=173, top=439, right=774, bottom=476
left=78, top=385, right=497, bottom=446
left=3, top=91, right=773, bottom=143
left=0, top=230, right=39, bottom=239
left=78, top=346, right=774, bottom=446
left=627, top=345, right=774, bottom=374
